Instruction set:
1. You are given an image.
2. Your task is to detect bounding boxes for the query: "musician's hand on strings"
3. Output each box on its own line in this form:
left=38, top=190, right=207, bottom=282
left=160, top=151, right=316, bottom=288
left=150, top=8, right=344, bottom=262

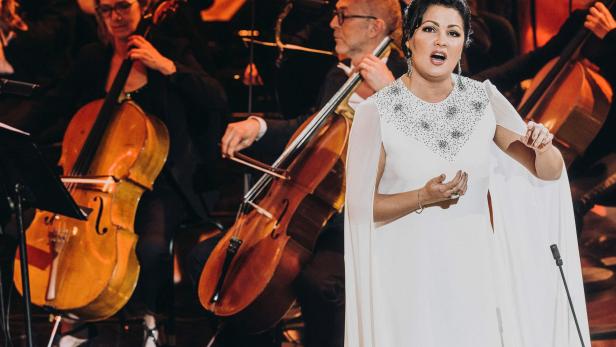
left=221, top=118, right=262, bottom=158
left=521, top=121, right=554, bottom=153
left=585, top=2, right=616, bottom=39
left=355, top=55, right=395, bottom=92
left=127, top=35, right=176, bottom=75
left=420, top=170, right=468, bottom=204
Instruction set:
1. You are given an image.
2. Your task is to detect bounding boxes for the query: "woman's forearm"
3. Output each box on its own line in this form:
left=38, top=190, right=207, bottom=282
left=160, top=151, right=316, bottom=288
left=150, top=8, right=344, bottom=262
left=534, top=145, right=564, bottom=180
left=374, top=188, right=424, bottom=223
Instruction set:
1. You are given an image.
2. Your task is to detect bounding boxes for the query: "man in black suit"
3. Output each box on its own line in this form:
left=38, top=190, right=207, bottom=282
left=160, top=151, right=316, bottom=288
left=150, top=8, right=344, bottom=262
left=221, top=1, right=406, bottom=158
left=189, top=0, right=407, bottom=346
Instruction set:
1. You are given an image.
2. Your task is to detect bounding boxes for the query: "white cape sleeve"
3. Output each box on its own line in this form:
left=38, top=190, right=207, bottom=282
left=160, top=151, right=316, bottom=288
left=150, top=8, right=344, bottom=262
left=344, top=99, right=382, bottom=347
left=485, top=80, right=591, bottom=347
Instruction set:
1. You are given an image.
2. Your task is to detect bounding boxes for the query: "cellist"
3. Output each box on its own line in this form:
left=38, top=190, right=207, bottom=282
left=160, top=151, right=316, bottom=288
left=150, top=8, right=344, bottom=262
left=21, top=0, right=227, bottom=345
left=188, top=0, right=406, bottom=346
left=473, top=1, right=616, bottom=228
left=474, top=1, right=616, bottom=174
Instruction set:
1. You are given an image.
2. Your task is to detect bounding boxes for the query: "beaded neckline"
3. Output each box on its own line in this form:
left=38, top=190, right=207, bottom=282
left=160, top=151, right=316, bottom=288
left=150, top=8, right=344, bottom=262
left=372, top=76, right=488, bottom=162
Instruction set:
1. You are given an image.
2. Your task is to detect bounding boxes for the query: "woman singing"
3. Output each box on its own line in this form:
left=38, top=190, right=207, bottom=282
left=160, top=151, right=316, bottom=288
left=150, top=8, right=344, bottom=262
left=344, top=0, right=590, bottom=346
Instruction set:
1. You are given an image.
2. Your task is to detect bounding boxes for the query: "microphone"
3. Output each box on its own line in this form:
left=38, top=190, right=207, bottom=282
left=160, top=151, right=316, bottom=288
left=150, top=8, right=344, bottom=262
left=550, top=244, right=586, bottom=347
left=550, top=244, right=563, bottom=266
left=0, top=78, right=39, bottom=97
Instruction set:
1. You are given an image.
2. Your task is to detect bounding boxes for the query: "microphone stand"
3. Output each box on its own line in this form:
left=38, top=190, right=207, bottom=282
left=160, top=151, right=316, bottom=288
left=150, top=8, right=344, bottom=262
left=550, top=244, right=586, bottom=347
left=0, top=78, right=38, bottom=347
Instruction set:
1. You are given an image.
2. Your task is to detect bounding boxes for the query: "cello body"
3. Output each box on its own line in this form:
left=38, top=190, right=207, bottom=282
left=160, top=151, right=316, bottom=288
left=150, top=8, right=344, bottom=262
left=521, top=58, right=612, bottom=165
left=198, top=37, right=393, bottom=333
left=12, top=0, right=180, bottom=321
left=518, top=0, right=615, bottom=166
left=199, top=112, right=349, bottom=332
left=14, top=100, right=169, bottom=320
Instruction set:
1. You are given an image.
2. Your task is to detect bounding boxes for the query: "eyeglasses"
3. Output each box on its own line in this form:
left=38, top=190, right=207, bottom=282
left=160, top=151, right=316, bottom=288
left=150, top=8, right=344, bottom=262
left=96, top=0, right=137, bottom=18
left=332, top=9, right=377, bottom=26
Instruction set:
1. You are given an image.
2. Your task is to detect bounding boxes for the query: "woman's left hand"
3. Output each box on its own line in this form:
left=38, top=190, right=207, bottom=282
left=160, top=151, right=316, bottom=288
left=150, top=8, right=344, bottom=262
left=127, top=35, right=176, bottom=75
left=521, top=121, right=554, bottom=153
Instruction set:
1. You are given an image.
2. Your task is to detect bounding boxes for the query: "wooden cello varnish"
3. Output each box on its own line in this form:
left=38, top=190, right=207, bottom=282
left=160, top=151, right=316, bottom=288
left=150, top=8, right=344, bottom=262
left=14, top=100, right=169, bottom=320
left=198, top=37, right=393, bottom=333
left=520, top=59, right=612, bottom=165
left=518, top=0, right=614, bottom=166
left=12, top=0, right=180, bottom=320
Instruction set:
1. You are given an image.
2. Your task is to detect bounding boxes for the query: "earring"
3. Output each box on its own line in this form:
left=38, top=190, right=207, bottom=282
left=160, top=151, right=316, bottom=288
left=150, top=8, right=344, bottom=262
left=457, top=60, right=464, bottom=89
left=407, top=58, right=413, bottom=77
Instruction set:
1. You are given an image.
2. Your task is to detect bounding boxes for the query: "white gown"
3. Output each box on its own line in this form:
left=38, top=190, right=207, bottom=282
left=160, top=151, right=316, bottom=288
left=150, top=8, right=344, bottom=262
left=344, top=76, right=591, bottom=347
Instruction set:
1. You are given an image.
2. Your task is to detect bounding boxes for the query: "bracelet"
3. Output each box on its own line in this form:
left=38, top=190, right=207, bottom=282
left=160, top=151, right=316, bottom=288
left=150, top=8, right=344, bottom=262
left=415, top=189, right=424, bottom=214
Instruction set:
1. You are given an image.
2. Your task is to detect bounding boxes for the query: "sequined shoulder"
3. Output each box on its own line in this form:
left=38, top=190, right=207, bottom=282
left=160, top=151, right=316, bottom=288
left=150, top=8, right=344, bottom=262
left=374, top=76, right=490, bottom=162
left=368, top=80, right=403, bottom=107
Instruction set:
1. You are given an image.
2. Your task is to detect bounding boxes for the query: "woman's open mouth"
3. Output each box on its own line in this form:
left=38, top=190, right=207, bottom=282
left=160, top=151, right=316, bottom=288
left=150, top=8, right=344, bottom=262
left=430, top=50, right=447, bottom=65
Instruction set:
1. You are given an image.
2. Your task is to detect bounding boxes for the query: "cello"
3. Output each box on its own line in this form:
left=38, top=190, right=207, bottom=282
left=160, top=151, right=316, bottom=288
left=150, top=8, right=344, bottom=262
left=518, top=0, right=614, bottom=166
left=12, top=0, right=179, bottom=321
left=198, top=37, right=393, bottom=333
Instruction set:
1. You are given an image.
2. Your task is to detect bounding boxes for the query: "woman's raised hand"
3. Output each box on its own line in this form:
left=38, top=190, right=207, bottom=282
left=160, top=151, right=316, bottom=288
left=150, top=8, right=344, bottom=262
left=127, top=35, right=176, bottom=75
left=420, top=170, right=468, bottom=205
left=521, top=120, right=554, bottom=153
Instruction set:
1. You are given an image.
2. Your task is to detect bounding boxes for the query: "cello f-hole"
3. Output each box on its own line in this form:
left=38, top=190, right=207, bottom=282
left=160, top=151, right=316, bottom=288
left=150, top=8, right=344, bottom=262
left=93, top=196, right=108, bottom=235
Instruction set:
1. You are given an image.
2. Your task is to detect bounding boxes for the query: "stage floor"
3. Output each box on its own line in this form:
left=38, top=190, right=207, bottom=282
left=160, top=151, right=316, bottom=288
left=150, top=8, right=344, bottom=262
left=1, top=207, right=616, bottom=346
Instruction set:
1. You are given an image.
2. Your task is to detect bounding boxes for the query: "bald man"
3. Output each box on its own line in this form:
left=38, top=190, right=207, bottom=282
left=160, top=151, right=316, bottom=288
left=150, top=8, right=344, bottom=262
left=190, top=1, right=406, bottom=346
left=220, top=0, right=405, bottom=158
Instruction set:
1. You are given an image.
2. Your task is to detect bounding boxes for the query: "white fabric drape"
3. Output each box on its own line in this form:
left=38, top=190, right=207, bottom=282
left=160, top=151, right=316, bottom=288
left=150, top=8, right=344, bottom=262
left=344, top=79, right=590, bottom=347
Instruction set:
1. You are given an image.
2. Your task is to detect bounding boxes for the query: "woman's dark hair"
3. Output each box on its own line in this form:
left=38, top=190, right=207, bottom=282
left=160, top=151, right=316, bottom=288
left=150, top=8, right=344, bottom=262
left=401, top=0, right=472, bottom=58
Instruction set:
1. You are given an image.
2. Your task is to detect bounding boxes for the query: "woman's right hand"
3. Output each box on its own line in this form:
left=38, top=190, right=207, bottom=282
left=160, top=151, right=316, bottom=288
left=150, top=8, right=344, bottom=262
left=420, top=170, right=468, bottom=205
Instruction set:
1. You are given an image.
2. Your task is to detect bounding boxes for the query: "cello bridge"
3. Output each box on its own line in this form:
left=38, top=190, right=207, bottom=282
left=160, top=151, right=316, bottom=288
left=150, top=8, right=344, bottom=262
left=247, top=201, right=274, bottom=220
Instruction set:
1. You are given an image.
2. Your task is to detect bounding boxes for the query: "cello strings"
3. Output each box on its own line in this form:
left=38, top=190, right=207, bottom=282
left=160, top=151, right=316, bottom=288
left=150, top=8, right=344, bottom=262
left=243, top=17, right=388, bottom=205
left=232, top=202, right=245, bottom=238
left=65, top=4, right=173, bottom=205
left=244, top=76, right=350, bottom=203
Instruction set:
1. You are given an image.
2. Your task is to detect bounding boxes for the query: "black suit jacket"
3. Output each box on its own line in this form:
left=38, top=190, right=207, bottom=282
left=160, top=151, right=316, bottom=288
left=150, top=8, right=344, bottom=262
left=252, top=48, right=408, bottom=161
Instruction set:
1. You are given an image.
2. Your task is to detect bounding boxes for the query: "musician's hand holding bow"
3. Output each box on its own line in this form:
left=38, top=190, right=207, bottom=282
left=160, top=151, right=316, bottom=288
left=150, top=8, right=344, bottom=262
left=585, top=2, right=616, bottom=39
left=221, top=118, right=262, bottom=158
left=127, top=35, right=176, bottom=75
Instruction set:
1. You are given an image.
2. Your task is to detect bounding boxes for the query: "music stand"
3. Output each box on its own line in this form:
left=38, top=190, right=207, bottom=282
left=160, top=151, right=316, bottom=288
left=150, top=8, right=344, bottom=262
left=0, top=123, right=86, bottom=347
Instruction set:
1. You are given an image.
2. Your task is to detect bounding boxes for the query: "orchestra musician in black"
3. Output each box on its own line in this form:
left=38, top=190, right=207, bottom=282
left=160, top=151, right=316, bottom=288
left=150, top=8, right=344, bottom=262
left=188, top=0, right=407, bottom=346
